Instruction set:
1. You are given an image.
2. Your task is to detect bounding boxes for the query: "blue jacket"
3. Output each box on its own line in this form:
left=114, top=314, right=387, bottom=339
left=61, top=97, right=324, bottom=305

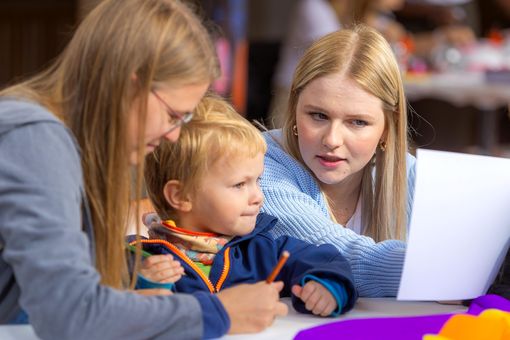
left=130, top=213, right=358, bottom=315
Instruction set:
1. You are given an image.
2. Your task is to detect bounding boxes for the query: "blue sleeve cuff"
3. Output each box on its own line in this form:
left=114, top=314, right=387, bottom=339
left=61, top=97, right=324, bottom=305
left=300, top=274, right=348, bottom=317
left=135, top=273, right=175, bottom=291
left=193, top=292, right=231, bottom=339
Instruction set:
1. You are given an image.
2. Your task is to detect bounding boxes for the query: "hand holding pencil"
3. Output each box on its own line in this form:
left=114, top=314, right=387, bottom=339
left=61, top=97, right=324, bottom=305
left=217, top=281, right=288, bottom=334
left=215, top=249, right=291, bottom=334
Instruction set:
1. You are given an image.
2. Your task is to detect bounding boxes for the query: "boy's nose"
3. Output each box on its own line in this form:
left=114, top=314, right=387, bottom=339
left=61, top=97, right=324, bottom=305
left=251, top=186, right=264, bottom=207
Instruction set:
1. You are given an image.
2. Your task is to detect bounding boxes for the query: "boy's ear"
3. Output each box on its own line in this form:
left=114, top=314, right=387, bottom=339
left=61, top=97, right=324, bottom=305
left=163, top=180, right=192, bottom=212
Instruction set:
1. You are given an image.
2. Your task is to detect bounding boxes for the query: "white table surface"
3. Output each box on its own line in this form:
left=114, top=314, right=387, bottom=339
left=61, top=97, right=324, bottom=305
left=222, top=298, right=467, bottom=340
left=0, top=298, right=467, bottom=340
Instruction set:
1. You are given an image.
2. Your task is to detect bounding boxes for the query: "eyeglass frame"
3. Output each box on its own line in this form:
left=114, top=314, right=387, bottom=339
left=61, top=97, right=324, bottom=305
left=151, top=89, right=194, bottom=133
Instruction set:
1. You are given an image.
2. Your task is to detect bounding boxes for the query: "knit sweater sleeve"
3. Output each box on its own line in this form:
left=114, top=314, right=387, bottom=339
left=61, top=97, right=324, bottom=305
left=260, top=131, right=415, bottom=297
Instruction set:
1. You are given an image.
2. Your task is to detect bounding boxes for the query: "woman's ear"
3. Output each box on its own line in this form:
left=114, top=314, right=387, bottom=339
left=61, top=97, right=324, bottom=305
left=163, top=180, right=192, bottom=212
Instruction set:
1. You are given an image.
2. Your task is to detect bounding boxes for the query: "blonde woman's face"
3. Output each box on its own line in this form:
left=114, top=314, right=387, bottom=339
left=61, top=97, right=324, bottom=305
left=295, top=74, right=385, bottom=187
left=128, top=82, right=209, bottom=165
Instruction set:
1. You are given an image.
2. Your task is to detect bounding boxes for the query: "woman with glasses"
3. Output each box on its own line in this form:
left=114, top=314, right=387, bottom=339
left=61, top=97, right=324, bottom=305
left=0, top=0, right=287, bottom=339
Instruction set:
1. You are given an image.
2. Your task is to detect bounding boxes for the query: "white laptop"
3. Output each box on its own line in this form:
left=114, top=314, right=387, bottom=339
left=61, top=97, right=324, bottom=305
left=398, top=149, right=510, bottom=301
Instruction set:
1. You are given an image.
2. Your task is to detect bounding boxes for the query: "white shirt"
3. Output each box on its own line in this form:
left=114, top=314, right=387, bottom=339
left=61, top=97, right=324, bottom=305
left=345, top=196, right=362, bottom=235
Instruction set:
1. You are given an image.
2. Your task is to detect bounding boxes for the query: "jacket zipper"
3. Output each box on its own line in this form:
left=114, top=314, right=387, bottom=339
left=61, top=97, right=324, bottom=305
left=130, top=239, right=230, bottom=293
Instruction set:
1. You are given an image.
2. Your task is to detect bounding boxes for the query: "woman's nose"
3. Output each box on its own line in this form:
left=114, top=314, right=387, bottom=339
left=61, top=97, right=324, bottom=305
left=162, top=125, right=181, bottom=143
left=322, top=124, right=344, bottom=150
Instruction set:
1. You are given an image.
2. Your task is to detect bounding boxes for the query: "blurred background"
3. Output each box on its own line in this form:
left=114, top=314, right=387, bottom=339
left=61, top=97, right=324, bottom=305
left=1, top=0, right=509, bottom=155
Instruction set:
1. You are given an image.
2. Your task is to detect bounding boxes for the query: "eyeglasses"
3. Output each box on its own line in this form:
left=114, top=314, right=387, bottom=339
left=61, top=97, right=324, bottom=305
left=151, top=89, right=193, bottom=133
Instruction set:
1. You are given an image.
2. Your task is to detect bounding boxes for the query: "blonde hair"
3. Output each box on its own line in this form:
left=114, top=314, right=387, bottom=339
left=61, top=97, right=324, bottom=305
left=145, top=94, right=266, bottom=221
left=282, top=25, right=408, bottom=242
left=0, top=0, right=219, bottom=288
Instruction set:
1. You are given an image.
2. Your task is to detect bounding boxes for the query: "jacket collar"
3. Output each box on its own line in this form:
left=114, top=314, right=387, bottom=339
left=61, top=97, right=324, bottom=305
left=226, top=213, right=278, bottom=247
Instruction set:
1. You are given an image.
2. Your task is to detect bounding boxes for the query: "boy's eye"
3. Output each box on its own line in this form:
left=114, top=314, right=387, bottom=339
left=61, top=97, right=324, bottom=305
left=233, top=182, right=245, bottom=189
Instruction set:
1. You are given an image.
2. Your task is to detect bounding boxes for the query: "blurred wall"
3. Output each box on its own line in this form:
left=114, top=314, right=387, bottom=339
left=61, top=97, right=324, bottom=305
left=246, top=0, right=293, bottom=121
left=0, top=0, right=76, bottom=88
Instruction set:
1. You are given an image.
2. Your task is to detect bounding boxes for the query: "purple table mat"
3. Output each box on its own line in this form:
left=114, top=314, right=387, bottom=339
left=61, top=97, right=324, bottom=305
left=294, top=295, right=510, bottom=340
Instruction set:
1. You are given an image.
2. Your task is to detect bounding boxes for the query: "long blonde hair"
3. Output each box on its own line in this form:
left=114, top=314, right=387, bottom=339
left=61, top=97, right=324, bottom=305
left=145, top=94, right=266, bottom=222
left=282, top=25, right=408, bottom=242
left=0, top=0, right=219, bottom=288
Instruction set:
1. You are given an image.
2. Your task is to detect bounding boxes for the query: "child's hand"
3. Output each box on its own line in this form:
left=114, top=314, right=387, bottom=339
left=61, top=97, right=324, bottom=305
left=292, top=281, right=337, bottom=317
left=140, top=254, right=184, bottom=283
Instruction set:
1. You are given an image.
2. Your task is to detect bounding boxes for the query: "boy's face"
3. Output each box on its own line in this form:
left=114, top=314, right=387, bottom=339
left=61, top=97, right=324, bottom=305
left=181, top=152, right=265, bottom=236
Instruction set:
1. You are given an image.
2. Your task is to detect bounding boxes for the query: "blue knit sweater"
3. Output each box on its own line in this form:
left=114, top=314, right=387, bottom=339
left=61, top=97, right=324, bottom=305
left=260, top=130, right=416, bottom=297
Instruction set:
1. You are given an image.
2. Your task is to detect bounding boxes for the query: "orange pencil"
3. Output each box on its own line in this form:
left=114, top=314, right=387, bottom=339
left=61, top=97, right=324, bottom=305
left=266, top=250, right=290, bottom=283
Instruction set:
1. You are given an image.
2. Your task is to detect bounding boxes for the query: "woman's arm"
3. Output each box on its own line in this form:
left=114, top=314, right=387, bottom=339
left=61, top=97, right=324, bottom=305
left=0, top=109, right=227, bottom=339
left=261, top=136, right=408, bottom=297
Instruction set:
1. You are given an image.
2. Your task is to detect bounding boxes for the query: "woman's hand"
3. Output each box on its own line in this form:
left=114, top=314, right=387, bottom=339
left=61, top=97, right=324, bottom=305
left=217, top=281, right=289, bottom=334
left=140, top=254, right=184, bottom=283
left=292, top=281, right=337, bottom=317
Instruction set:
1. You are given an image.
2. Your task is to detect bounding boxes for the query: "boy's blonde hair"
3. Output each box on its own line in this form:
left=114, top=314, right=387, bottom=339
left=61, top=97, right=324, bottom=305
left=145, top=94, right=267, bottom=221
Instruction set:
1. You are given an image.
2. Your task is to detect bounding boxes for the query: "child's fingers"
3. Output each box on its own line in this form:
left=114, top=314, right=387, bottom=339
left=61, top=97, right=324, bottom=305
left=169, top=260, right=184, bottom=271
left=301, top=283, right=321, bottom=312
left=150, top=265, right=184, bottom=281
left=159, top=268, right=185, bottom=283
left=311, top=297, right=329, bottom=316
left=300, top=281, right=338, bottom=316
left=140, top=259, right=183, bottom=283
left=299, top=281, right=318, bottom=302
left=319, top=300, right=336, bottom=317
left=291, top=284, right=302, bottom=298
left=306, top=283, right=337, bottom=316
left=142, top=254, right=174, bottom=269
left=143, top=258, right=182, bottom=273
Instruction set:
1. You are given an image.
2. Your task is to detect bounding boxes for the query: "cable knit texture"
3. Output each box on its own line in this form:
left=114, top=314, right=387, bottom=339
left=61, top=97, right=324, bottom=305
left=260, top=130, right=416, bottom=297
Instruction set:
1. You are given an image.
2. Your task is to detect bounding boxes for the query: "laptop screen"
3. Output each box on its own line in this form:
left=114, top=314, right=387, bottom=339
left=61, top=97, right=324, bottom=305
left=398, top=149, right=510, bottom=301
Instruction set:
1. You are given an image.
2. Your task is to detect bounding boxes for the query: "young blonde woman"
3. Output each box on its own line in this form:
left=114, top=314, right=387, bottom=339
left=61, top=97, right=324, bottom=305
left=260, top=25, right=416, bottom=297
left=0, top=0, right=286, bottom=338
